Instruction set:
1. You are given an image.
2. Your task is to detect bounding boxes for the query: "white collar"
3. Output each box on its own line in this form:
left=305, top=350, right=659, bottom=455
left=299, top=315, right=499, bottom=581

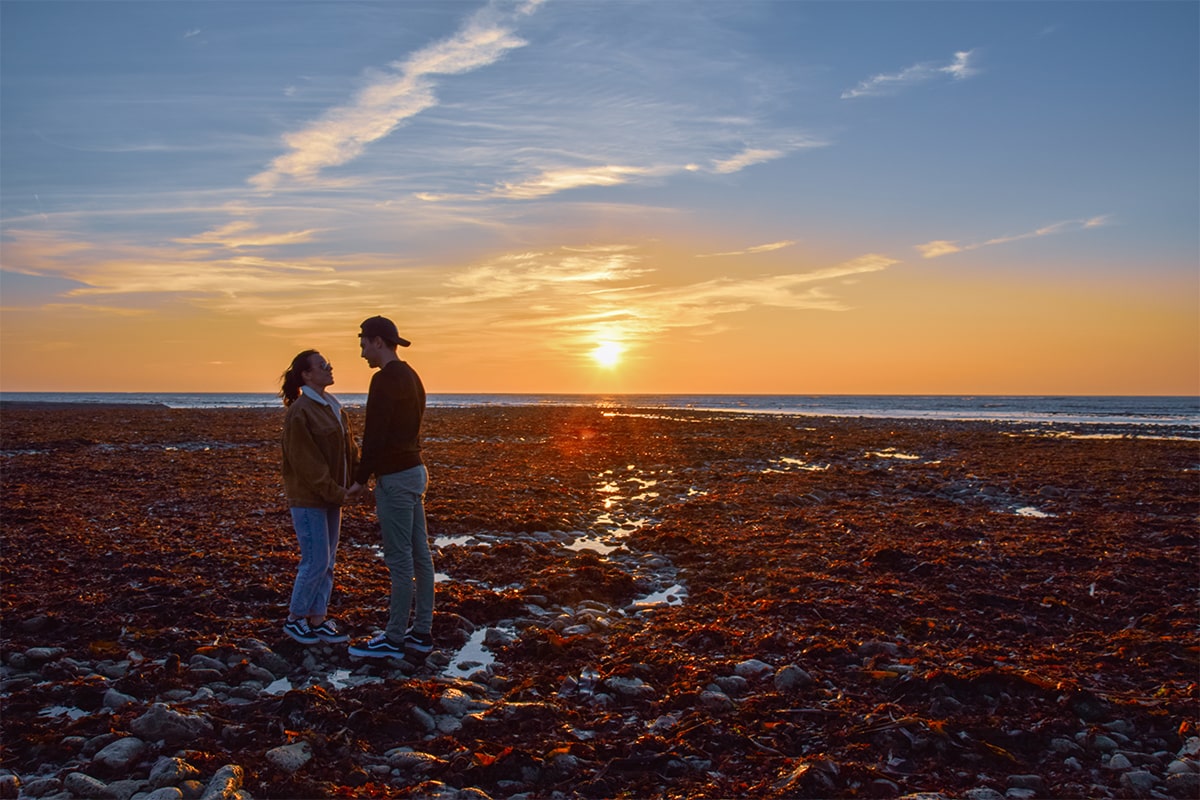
left=300, top=385, right=337, bottom=408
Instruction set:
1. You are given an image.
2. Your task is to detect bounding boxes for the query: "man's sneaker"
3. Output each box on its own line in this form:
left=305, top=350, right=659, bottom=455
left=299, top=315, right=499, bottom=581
left=404, top=630, right=433, bottom=655
left=311, top=618, right=349, bottom=643
left=284, top=618, right=319, bottom=645
left=348, top=633, right=404, bottom=659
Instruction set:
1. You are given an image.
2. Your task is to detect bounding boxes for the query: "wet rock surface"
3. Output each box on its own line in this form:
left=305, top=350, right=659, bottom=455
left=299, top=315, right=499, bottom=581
left=1, top=405, right=1196, bottom=798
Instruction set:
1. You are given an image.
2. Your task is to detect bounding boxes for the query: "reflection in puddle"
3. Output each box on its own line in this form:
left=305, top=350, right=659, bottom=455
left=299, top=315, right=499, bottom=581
left=631, top=583, right=687, bottom=607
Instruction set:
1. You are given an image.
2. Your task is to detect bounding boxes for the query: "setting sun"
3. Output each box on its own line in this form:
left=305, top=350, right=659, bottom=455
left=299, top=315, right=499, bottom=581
left=590, top=341, right=624, bottom=369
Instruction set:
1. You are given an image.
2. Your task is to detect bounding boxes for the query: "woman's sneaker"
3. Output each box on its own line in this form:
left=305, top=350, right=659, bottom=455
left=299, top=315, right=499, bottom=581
left=311, top=618, right=349, bottom=643
left=348, top=633, right=404, bottom=659
left=404, top=630, right=433, bottom=655
left=284, top=618, right=319, bottom=645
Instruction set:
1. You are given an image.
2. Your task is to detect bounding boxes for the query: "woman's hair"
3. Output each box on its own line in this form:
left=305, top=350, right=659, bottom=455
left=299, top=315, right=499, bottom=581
left=280, top=349, right=319, bottom=406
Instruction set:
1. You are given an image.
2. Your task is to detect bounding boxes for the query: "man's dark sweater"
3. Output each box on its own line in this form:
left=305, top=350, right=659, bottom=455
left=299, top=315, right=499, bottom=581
left=354, top=359, right=425, bottom=483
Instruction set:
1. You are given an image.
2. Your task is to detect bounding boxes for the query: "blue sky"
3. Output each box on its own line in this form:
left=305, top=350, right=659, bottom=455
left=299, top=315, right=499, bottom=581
left=1, top=1, right=1196, bottom=394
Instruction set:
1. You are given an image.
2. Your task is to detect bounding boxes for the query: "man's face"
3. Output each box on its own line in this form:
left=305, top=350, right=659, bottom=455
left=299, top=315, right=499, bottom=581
left=359, top=335, right=380, bottom=368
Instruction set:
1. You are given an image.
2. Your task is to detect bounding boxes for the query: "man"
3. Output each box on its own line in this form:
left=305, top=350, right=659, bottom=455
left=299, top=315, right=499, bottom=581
left=346, top=316, right=435, bottom=661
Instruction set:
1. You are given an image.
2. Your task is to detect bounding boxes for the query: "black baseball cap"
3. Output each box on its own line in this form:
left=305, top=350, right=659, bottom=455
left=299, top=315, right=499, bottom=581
left=358, top=316, right=411, bottom=347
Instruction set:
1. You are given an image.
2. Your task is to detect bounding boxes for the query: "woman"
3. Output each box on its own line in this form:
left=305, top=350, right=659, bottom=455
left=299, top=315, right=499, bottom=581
left=279, top=349, right=358, bottom=645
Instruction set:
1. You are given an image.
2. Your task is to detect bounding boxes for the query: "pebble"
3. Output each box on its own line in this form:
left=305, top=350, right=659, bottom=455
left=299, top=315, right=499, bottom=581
left=264, top=742, right=312, bottom=773
left=93, top=736, right=147, bottom=771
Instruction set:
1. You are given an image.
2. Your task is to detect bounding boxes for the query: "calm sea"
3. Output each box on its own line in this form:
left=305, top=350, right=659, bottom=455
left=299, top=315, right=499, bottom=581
left=2, top=393, right=1197, bottom=436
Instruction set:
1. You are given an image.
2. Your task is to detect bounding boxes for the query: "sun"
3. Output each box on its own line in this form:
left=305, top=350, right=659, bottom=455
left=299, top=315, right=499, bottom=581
left=590, top=340, right=623, bottom=368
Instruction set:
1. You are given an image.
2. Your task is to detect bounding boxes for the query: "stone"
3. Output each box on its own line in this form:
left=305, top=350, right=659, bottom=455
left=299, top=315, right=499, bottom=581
left=24, top=647, right=66, bottom=662
left=63, top=772, right=113, bottom=799
left=1106, top=753, right=1133, bottom=770
left=0, top=772, right=17, bottom=800
left=698, top=690, right=735, bottom=712
left=265, top=742, right=312, bottom=773
left=1118, top=770, right=1157, bottom=797
left=603, top=676, right=652, bottom=697
left=733, top=659, right=773, bottom=679
left=21, top=777, right=63, bottom=798
left=963, top=790, right=1005, bottom=800
left=1166, top=773, right=1200, bottom=799
left=773, top=664, right=813, bottom=691
left=130, top=703, right=214, bottom=745
left=104, top=688, right=139, bottom=711
left=1090, top=734, right=1120, bottom=753
left=149, top=757, right=202, bottom=789
left=197, top=765, right=242, bottom=800
left=93, top=737, right=147, bottom=771
left=1006, top=775, right=1044, bottom=791
left=142, top=789, right=185, bottom=800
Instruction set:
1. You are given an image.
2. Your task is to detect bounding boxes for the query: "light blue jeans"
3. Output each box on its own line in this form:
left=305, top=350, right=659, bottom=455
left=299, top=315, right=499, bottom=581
left=376, top=465, right=434, bottom=643
left=288, top=505, right=341, bottom=620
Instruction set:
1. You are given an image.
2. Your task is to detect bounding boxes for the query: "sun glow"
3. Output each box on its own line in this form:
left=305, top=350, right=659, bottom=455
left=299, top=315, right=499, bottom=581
left=590, top=340, right=624, bottom=368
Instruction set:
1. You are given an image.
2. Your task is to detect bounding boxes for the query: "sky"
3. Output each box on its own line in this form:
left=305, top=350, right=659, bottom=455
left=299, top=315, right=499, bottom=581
left=1, top=0, right=1196, bottom=396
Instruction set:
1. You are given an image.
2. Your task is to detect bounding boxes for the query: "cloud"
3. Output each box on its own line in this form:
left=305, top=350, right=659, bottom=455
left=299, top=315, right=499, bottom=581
left=699, top=240, right=797, bottom=258
left=841, top=50, right=978, bottom=99
left=490, top=166, right=653, bottom=200
left=916, top=215, right=1112, bottom=258
left=174, top=221, right=323, bottom=248
left=250, top=1, right=542, bottom=190
left=711, top=147, right=784, bottom=174
left=427, top=246, right=896, bottom=357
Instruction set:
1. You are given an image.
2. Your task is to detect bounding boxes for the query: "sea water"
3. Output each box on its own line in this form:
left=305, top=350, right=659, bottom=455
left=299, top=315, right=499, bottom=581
left=3, top=393, right=1197, bottom=433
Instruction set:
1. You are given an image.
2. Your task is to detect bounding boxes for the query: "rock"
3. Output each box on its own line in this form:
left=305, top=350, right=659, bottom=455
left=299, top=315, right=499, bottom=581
left=104, top=688, right=139, bottom=711
left=385, top=750, right=448, bottom=772
left=963, top=789, right=1005, bottom=800
left=93, top=737, right=147, bottom=771
left=130, top=703, right=214, bottom=745
left=1167, top=758, right=1198, bottom=774
left=773, top=664, right=813, bottom=691
left=21, top=777, right=63, bottom=798
left=439, top=687, right=488, bottom=716
left=0, top=772, right=17, bottom=800
left=1006, top=775, right=1044, bottom=791
left=733, top=659, right=773, bottom=679
left=188, top=655, right=226, bottom=673
left=1089, top=734, right=1120, bottom=753
left=1119, top=770, right=1157, bottom=797
left=265, top=741, right=312, bottom=773
left=149, top=757, right=202, bottom=789
left=699, top=690, right=735, bottom=712
left=1166, top=773, right=1200, bottom=798
left=713, top=675, right=749, bottom=695
left=108, top=778, right=148, bottom=800
left=1180, top=737, right=1200, bottom=758
left=143, top=789, right=185, bottom=800
left=1107, top=753, right=1133, bottom=770
left=24, top=646, right=66, bottom=662
left=198, top=765, right=242, bottom=800
left=63, top=772, right=113, bottom=799
left=603, top=676, right=652, bottom=697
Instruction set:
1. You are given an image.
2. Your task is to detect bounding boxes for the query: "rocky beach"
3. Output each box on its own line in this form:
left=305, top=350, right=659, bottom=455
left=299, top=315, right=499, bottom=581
left=1, top=403, right=1196, bottom=799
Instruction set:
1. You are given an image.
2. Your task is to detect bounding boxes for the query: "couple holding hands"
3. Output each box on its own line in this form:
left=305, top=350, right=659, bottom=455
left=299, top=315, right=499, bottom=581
left=278, top=315, right=433, bottom=661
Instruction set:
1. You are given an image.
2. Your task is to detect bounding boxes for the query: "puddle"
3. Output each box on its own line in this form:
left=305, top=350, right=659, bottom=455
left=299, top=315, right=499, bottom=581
left=443, top=627, right=515, bottom=680
left=39, top=706, right=88, bottom=720
left=763, top=456, right=829, bottom=473
left=866, top=449, right=922, bottom=460
left=1014, top=506, right=1055, bottom=518
left=630, top=583, right=687, bottom=608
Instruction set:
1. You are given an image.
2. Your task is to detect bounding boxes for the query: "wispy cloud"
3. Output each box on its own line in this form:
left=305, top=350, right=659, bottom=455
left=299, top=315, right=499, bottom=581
left=841, top=50, right=978, bottom=99
left=698, top=240, right=797, bottom=258
left=711, top=147, right=784, bottom=174
left=174, top=221, right=323, bottom=248
left=916, top=215, right=1112, bottom=258
left=427, top=247, right=897, bottom=358
left=250, top=0, right=544, bottom=190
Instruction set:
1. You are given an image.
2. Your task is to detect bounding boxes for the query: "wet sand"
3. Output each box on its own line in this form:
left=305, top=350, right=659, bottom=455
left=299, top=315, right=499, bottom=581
left=1, top=405, right=1197, bottom=798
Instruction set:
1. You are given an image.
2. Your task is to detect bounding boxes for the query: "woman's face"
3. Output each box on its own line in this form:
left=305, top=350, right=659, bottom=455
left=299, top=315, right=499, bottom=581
left=303, top=353, right=334, bottom=389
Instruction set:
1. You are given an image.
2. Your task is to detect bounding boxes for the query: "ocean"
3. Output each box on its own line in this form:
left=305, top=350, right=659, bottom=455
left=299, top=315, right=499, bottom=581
left=2, top=393, right=1197, bottom=436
